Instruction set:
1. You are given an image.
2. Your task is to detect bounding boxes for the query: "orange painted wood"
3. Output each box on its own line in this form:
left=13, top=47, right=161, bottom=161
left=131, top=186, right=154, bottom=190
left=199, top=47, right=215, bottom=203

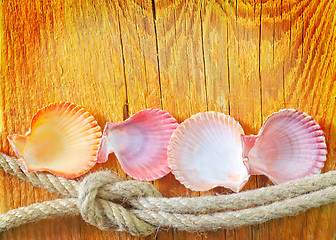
left=1, top=0, right=336, bottom=239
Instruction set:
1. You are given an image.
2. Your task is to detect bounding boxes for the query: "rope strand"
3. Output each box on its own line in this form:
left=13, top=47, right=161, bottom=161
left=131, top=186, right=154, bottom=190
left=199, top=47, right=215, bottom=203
left=130, top=170, right=336, bottom=213
left=0, top=199, right=78, bottom=232
left=0, top=153, right=78, bottom=197
left=0, top=152, right=335, bottom=236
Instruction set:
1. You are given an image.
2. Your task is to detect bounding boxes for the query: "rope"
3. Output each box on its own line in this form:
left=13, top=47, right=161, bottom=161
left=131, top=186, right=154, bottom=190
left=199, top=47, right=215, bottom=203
left=0, top=153, right=335, bottom=236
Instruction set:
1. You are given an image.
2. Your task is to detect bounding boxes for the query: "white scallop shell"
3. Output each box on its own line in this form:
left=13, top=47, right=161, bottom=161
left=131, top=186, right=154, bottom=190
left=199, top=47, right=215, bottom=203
left=168, top=112, right=250, bottom=192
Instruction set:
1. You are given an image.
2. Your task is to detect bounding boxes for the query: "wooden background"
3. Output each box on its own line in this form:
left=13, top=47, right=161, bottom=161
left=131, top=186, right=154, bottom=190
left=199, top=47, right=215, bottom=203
left=1, top=0, right=336, bottom=239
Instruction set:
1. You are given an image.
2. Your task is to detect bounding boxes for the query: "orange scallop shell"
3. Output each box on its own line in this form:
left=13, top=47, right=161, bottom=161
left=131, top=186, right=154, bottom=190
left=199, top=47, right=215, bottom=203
left=7, top=102, right=102, bottom=178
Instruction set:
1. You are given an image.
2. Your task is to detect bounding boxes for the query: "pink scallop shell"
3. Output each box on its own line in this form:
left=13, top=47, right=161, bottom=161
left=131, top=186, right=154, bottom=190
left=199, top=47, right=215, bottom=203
left=242, top=109, right=327, bottom=184
left=97, top=108, right=179, bottom=181
left=168, top=112, right=250, bottom=192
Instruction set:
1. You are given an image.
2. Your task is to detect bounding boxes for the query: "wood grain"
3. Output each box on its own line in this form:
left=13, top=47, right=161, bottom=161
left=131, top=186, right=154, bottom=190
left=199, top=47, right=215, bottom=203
left=1, top=0, right=336, bottom=239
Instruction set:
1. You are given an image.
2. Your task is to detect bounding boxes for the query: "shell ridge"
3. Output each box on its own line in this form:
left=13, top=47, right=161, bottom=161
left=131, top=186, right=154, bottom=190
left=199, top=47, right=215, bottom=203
left=8, top=102, right=102, bottom=179
left=168, top=111, right=248, bottom=192
left=247, top=109, right=327, bottom=184
left=99, top=108, right=178, bottom=181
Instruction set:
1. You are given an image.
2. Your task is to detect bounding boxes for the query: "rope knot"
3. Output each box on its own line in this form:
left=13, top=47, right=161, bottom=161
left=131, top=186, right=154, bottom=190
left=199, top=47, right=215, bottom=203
left=78, top=171, right=161, bottom=236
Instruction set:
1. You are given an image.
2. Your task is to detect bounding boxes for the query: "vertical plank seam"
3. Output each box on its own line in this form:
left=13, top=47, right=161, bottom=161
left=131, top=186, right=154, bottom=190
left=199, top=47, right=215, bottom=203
left=301, top=1, right=304, bottom=59
left=272, top=13, right=275, bottom=69
left=173, top=7, right=180, bottom=118
left=235, top=0, right=239, bottom=55
left=281, top=0, right=285, bottom=105
left=284, top=2, right=292, bottom=106
left=199, top=4, right=208, bottom=240
left=234, top=1, right=240, bottom=239
left=116, top=6, right=129, bottom=120
left=151, top=0, right=164, bottom=109
left=254, top=2, right=263, bottom=238
left=140, top=0, right=157, bottom=212
left=227, top=18, right=231, bottom=115
left=183, top=7, right=193, bottom=114
left=199, top=0, right=209, bottom=111
left=289, top=3, right=292, bottom=68
left=139, top=0, right=149, bottom=108
left=300, top=0, right=307, bottom=237
left=259, top=0, right=263, bottom=123
left=0, top=0, right=5, bottom=144
left=133, top=2, right=148, bottom=109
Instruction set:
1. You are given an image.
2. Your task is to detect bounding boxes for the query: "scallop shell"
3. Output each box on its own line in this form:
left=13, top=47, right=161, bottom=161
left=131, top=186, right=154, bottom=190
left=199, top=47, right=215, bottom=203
left=168, top=112, right=250, bottom=192
left=242, top=109, right=327, bottom=184
left=7, top=102, right=102, bottom=178
left=97, top=108, right=179, bottom=181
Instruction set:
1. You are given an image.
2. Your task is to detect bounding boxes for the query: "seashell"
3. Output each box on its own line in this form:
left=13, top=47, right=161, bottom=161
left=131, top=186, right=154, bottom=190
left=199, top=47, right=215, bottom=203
left=7, top=102, right=102, bottom=178
left=242, top=109, right=327, bottom=184
left=97, top=108, right=179, bottom=181
left=168, top=112, right=250, bottom=192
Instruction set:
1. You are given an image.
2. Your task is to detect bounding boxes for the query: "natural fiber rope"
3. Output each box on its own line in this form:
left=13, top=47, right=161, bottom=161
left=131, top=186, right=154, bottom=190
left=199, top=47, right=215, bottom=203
left=0, top=153, right=335, bottom=236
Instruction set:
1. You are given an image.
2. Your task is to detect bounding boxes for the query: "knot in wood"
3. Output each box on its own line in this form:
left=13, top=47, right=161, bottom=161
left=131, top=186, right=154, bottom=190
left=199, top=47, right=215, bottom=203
left=78, top=171, right=160, bottom=236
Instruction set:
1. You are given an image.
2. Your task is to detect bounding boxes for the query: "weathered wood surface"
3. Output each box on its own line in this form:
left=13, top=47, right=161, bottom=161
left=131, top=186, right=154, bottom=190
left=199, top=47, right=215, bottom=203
left=1, top=0, right=336, bottom=239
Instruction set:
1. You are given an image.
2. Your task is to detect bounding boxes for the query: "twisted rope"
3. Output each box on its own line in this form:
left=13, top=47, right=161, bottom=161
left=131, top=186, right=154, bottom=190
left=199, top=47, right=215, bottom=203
left=0, top=153, right=335, bottom=236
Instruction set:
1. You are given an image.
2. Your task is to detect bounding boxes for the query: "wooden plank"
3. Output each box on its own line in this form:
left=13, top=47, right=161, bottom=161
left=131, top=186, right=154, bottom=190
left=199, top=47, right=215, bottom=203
left=227, top=0, right=262, bottom=239
left=256, top=0, right=284, bottom=239
left=282, top=0, right=336, bottom=239
left=200, top=1, right=232, bottom=239
left=0, top=0, right=127, bottom=239
left=113, top=1, right=165, bottom=240
left=154, top=0, right=208, bottom=239
left=155, top=1, right=207, bottom=239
